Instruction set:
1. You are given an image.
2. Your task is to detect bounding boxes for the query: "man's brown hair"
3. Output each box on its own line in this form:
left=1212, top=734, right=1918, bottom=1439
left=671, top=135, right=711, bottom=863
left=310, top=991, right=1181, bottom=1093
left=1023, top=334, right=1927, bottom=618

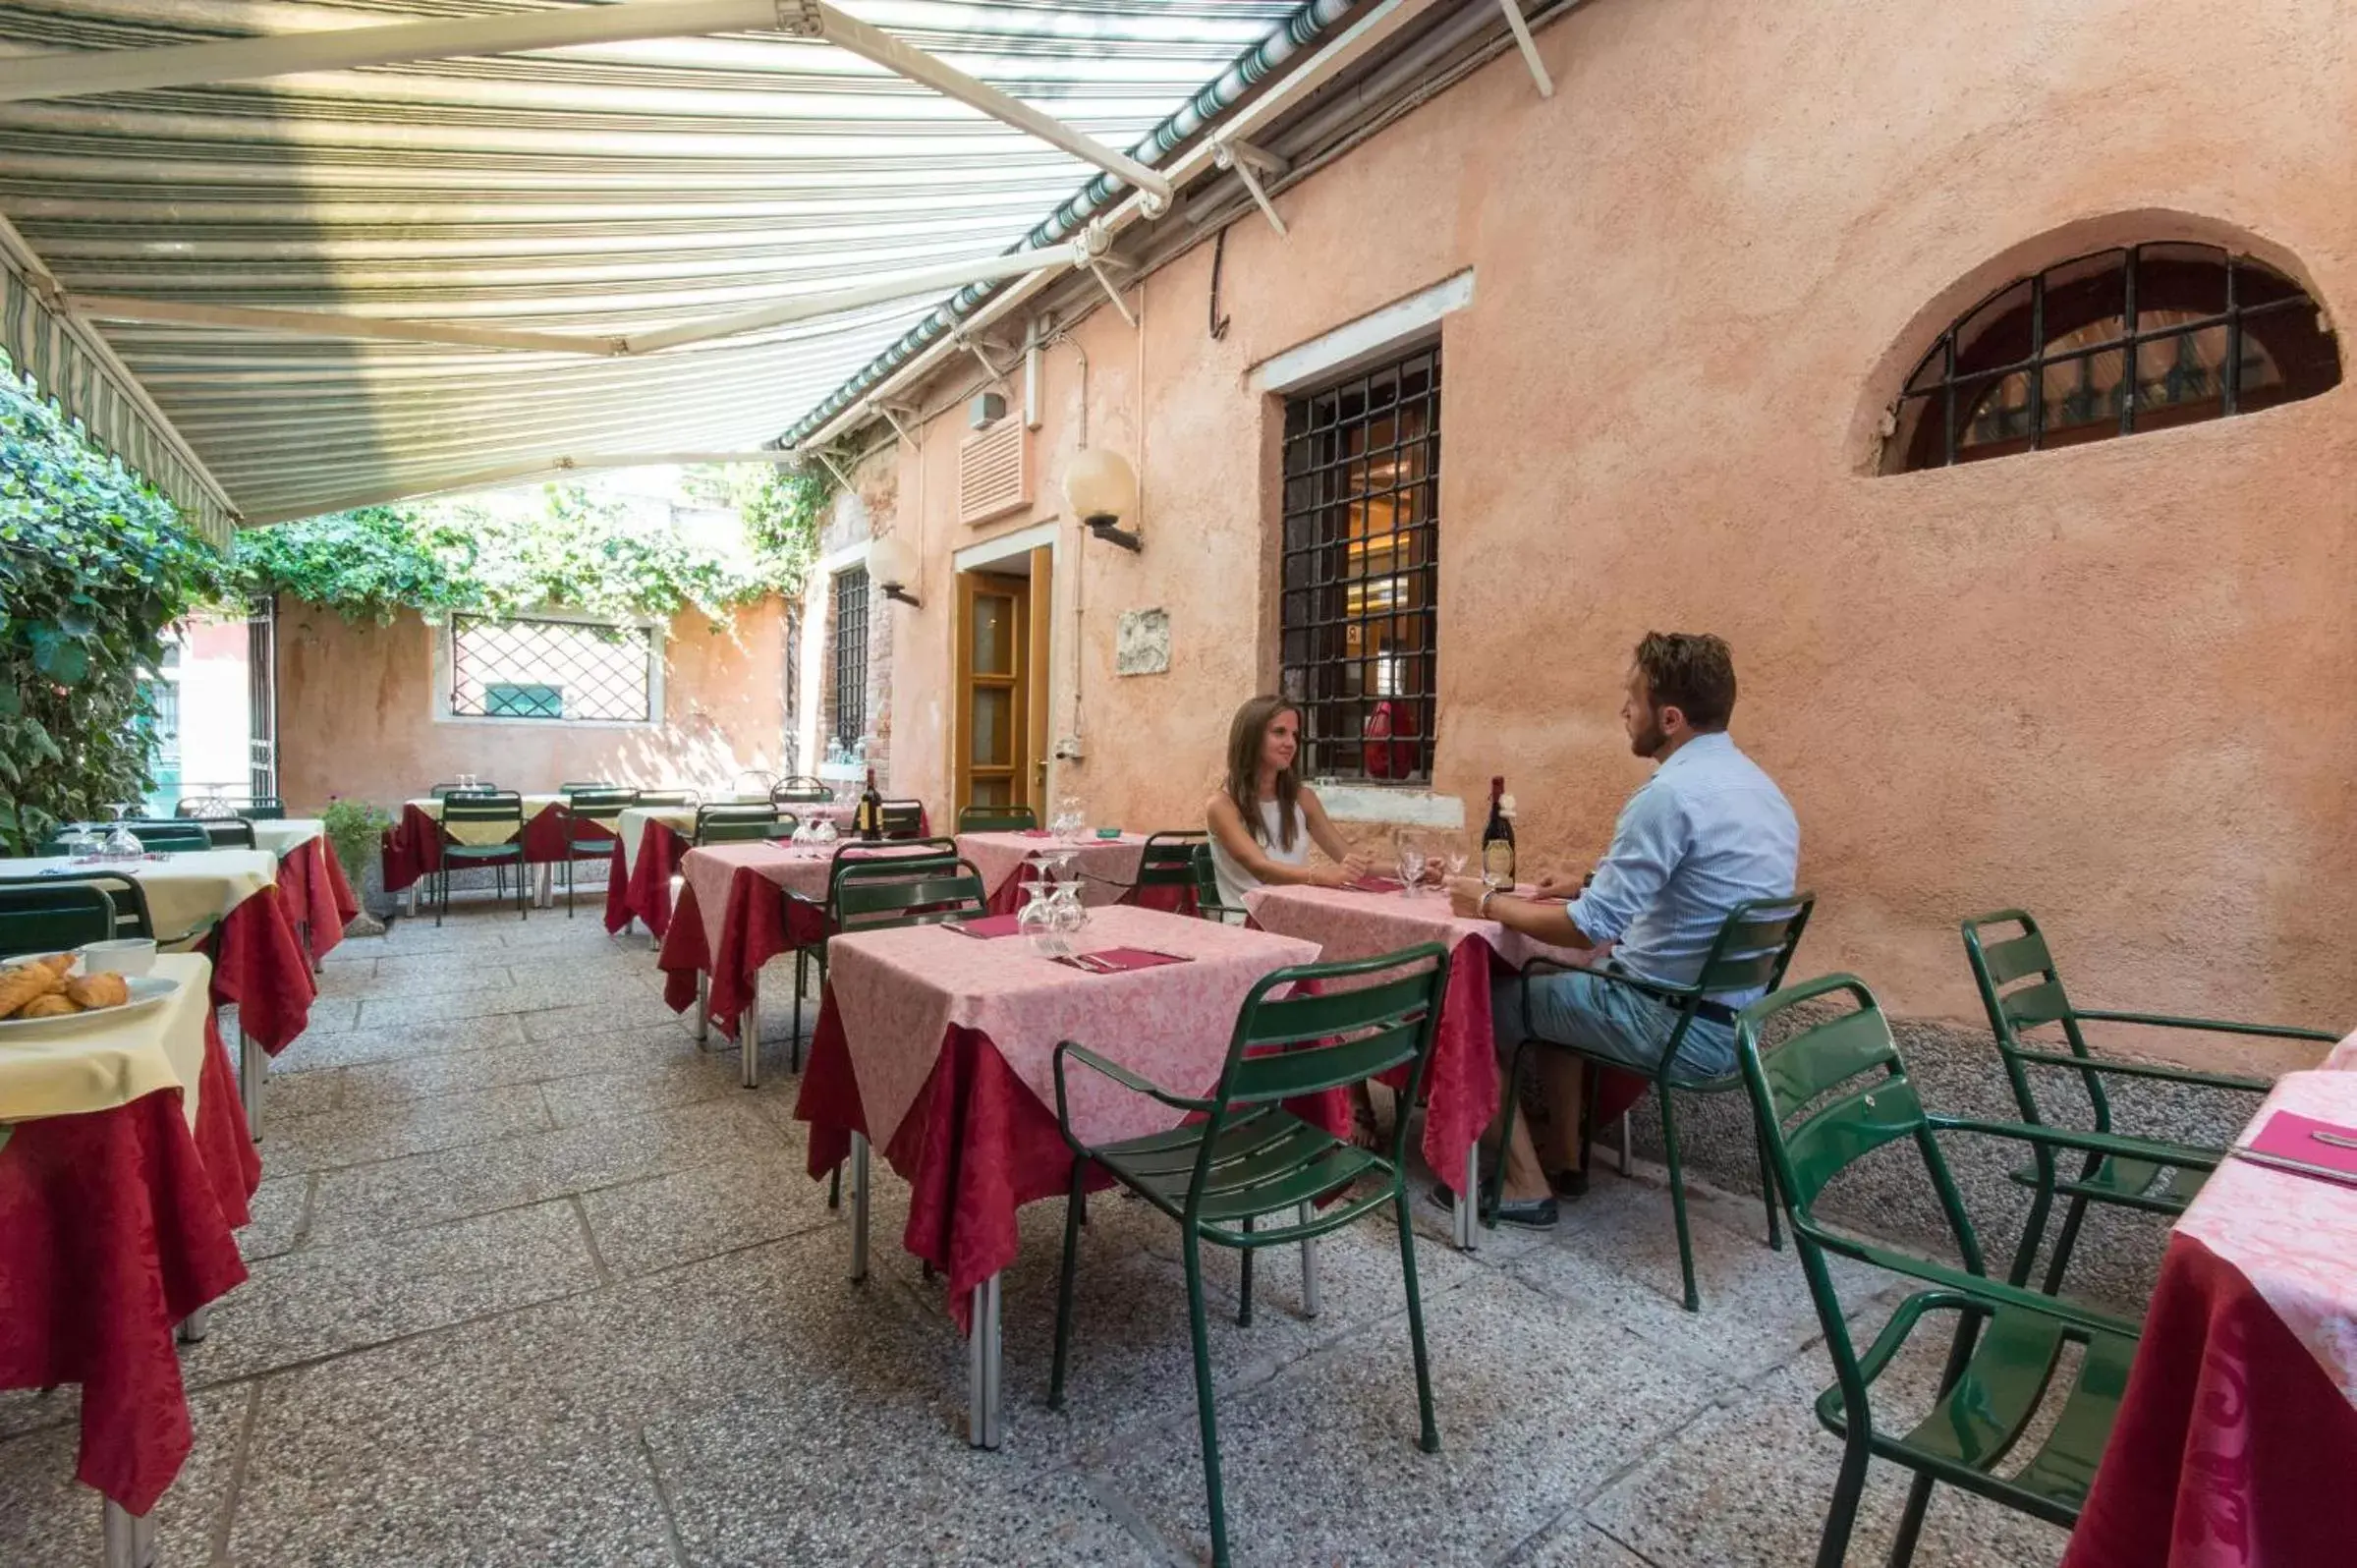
left=1633, top=632, right=1737, bottom=731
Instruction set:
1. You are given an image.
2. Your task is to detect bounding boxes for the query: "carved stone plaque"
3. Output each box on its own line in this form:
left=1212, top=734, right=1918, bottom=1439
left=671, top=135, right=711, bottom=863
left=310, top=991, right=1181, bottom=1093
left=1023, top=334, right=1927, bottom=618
left=1115, top=607, right=1171, bottom=676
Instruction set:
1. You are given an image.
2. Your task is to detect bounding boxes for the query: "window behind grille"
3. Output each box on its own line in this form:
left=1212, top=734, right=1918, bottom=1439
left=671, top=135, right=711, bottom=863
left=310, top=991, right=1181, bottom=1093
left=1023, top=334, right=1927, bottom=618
left=1278, top=347, right=1441, bottom=782
left=833, top=567, right=870, bottom=750
left=448, top=614, right=653, bottom=722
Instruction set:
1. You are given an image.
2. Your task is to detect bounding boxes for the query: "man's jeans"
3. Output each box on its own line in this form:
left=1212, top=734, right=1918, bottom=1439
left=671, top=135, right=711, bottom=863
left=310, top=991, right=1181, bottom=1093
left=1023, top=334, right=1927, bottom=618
left=1492, top=968, right=1737, bottom=1083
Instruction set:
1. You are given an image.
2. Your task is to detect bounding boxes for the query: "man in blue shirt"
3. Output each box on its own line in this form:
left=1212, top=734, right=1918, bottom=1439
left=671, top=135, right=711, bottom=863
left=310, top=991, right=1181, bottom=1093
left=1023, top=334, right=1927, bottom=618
left=1445, top=632, right=1800, bottom=1227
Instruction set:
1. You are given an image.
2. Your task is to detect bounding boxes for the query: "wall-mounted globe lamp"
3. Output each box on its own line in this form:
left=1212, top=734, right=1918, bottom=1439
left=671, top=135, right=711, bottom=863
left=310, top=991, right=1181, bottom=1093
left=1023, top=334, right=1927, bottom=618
left=1062, top=447, right=1142, bottom=552
left=870, top=534, right=922, bottom=607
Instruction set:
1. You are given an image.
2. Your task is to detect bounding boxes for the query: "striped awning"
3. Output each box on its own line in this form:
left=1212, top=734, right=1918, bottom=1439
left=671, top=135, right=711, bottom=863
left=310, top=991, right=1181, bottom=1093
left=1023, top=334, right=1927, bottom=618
left=0, top=1, right=1310, bottom=527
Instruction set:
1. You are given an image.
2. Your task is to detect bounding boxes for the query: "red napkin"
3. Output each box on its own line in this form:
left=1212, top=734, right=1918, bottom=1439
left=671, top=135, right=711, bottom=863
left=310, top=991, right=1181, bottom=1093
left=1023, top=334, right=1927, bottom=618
left=945, top=915, right=1026, bottom=938
left=1016, top=829, right=1055, bottom=838
left=1053, top=946, right=1192, bottom=974
left=1343, top=875, right=1404, bottom=894
left=2248, top=1110, right=2357, bottom=1177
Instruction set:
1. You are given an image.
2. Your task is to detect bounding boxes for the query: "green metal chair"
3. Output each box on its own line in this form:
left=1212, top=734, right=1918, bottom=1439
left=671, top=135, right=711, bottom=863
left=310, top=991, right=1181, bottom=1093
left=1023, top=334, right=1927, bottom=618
left=1960, top=909, right=2335, bottom=1293
left=196, top=816, right=257, bottom=850
left=559, top=788, right=639, bottom=917
left=693, top=804, right=792, bottom=845
left=831, top=862, right=987, bottom=934
left=1091, top=829, right=1204, bottom=908
left=119, top=819, right=214, bottom=853
left=956, top=804, right=1038, bottom=833
left=428, top=781, right=501, bottom=800
left=769, top=776, right=834, bottom=807
left=635, top=788, right=700, bottom=809
left=1048, top=942, right=1452, bottom=1568
left=0, top=882, right=119, bottom=959
left=1187, top=843, right=1248, bottom=924
left=435, top=792, right=528, bottom=925
left=1734, top=973, right=2147, bottom=1568
left=880, top=800, right=927, bottom=840
left=178, top=796, right=285, bottom=820
left=2, top=872, right=157, bottom=944
left=558, top=780, right=619, bottom=795
left=1490, top=893, right=1815, bottom=1311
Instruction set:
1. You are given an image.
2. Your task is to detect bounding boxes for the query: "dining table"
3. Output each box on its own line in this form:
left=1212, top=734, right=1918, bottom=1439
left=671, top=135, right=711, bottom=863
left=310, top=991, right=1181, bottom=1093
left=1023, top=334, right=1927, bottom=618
left=954, top=829, right=1161, bottom=916
left=0, top=951, right=258, bottom=1568
left=0, top=850, right=320, bottom=1136
left=2060, top=1063, right=2357, bottom=1568
left=1240, top=881, right=1648, bottom=1250
left=252, top=820, right=360, bottom=970
left=792, top=903, right=1329, bottom=1448
left=380, top=793, right=583, bottom=909
left=600, top=796, right=840, bottom=938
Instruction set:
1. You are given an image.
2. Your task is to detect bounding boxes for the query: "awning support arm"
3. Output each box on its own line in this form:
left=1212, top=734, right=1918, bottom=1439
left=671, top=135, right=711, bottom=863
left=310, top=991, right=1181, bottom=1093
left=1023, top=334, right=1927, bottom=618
left=1212, top=140, right=1290, bottom=238
left=1498, top=0, right=1555, bottom=97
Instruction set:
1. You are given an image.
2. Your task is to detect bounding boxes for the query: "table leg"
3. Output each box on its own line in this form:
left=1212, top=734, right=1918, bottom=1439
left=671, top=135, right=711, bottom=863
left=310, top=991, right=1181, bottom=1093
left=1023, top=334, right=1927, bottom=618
left=178, top=1306, right=212, bottom=1344
left=1454, top=1144, right=1479, bottom=1252
left=967, top=1271, right=1003, bottom=1449
left=533, top=863, right=554, bottom=909
left=405, top=882, right=419, bottom=919
left=1297, top=1201, right=1321, bottom=1318
left=741, top=972, right=761, bottom=1090
left=694, top=974, right=710, bottom=1046
left=1621, top=1111, right=1634, bottom=1176
left=240, top=1018, right=265, bottom=1144
left=849, top=1132, right=870, bottom=1284
left=100, top=1499, right=155, bottom=1568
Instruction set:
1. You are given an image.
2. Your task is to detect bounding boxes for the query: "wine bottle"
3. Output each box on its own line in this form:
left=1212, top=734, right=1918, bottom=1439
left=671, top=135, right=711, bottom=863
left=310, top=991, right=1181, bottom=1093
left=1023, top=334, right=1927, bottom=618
left=1481, top=775, right=1517, bottom=890
left=856, top=767, right=883, bottom=843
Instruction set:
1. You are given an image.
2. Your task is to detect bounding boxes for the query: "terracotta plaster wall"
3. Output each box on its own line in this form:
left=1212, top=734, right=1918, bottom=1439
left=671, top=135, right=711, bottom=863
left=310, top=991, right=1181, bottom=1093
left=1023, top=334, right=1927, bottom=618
left=883, top=0, right=2356, bottom=1064
left=272, top=598, right=788, bottom=812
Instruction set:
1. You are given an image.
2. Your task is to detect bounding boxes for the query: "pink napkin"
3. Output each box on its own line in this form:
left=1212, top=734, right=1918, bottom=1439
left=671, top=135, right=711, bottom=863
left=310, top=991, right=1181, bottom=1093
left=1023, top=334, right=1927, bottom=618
left=945, top=915, right=1026, bottom=938
left=1053, top=946, right=1192, bottom=974
left=2248, top=1110, right=2357, bottom=1177
left=1016, top=829, right=1055, bottom=839
left=1343, top=875, right=1404, bottom=894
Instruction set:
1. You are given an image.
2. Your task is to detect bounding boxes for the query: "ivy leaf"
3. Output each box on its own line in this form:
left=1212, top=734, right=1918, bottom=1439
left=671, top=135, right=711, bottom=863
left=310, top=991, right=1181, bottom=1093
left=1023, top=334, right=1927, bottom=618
left=28, top=625, right=88, bottom=684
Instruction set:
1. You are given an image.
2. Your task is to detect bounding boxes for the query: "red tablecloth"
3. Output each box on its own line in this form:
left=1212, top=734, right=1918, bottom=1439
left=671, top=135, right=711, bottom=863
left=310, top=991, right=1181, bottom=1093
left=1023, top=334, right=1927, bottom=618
left=0, top=1013, right=256, bottom=1515
left=273, top=836, right=361, bottom=963
left=2062, top=1233, right=2357, bottom=1568
left=605, top=818, right=689, bottom=937
left=796, top=990, right=1353, bottom=1334
left=209, top=884, right=317, bottom=1057
left=378, top=800, right=575, bottom=893
left=655, top=867, right=827, bottom=1039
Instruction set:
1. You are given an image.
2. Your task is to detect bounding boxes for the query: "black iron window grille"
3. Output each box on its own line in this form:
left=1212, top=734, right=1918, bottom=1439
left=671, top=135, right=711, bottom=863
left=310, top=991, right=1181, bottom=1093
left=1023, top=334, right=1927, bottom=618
left=1278, top=345, right=1441, bottom=783
left=832, top=567, right=870, bottom=750
left=449, top=613, right=654, bottom=723
left=1890, top=243, right=2340, bottom=473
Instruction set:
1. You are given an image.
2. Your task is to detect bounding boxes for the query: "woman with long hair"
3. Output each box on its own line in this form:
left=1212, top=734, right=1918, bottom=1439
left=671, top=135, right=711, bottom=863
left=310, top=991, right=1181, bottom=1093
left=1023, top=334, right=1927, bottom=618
left=1204, top=695, right=1371, bottom=908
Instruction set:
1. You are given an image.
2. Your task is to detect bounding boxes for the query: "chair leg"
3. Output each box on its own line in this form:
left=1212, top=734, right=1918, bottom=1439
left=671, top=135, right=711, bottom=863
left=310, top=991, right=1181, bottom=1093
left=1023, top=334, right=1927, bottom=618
left=1886, top=1473, right=1937, bottom=1568
left=2038, top=1196, right=2094, bottom=1297
left=1756, top=1119, right=1785, bottom=1252
left=826, top=1161, right=841, bottom=1210
left=1391, top=1183, right=1441, bottom=1454
left=792, top=947, right=807, bottom=1070
left=1659, top=1085, right=1702, bottom=1313
left=1814, top=1433, right=1874, bottom=1568
left=1181, top=1230, right=1232, bottom=1568
left=1048, top=1156, right=1087, bottom=1409
left=1237, top=1215, right=1254, bottom=1327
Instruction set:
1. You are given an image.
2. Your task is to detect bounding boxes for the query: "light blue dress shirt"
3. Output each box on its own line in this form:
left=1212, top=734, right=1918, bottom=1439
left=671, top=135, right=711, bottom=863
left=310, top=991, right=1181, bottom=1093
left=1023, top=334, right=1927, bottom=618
left=1564, top=732, right=1800, bottom=997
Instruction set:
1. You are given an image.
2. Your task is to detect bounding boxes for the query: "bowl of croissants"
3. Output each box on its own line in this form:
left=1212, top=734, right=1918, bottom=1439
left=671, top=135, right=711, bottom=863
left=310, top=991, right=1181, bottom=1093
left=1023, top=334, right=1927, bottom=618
left=0, top=951, right=177, bottom=1030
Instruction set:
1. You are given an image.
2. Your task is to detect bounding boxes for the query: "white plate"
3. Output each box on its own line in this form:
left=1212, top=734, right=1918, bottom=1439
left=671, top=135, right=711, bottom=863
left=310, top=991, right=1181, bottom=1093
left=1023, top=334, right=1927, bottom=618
left=0, top=971, right=181, bottom=1035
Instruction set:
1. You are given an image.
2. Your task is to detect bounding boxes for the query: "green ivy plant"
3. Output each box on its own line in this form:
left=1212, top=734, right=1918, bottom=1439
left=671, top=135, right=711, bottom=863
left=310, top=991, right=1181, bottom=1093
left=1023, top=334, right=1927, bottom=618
left=320, top=796, right=393, bottom=888
left=0, top=364, right=228, bottom=855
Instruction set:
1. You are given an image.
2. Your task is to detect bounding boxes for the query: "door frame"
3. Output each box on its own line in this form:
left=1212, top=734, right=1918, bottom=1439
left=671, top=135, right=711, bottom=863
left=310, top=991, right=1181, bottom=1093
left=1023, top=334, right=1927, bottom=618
left=949, top=525, right=1058, bottom=816
left=952, top=570, right=1032, bottom=814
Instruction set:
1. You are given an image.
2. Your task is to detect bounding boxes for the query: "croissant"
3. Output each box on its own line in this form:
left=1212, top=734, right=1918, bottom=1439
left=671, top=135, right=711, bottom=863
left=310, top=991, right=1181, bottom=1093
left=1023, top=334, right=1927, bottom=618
left=0, top=962, right=67, bottom=1019
left=65, top=972, right=130, bottom=1010
left=16, top=992, right=82, bottom=1019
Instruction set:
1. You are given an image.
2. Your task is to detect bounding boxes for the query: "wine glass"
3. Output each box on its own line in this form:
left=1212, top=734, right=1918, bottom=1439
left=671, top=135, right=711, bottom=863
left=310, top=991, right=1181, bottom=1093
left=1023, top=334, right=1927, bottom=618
left=1443, top=833, right=1470, bottom=883
left=1395, top=833, right=1428, bottom=897
left=1018, top=879, right=1063, bottom=956
left=1047, top=880, right=1088, bottom=943
left=103, top=803, right=142, bottom=862
left=61, top=821, right=103, bottom=863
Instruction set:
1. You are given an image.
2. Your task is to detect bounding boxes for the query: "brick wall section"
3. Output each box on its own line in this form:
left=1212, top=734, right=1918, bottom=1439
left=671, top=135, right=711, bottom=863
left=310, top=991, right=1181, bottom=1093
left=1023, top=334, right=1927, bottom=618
left=808, top=450, right=902, bottom=791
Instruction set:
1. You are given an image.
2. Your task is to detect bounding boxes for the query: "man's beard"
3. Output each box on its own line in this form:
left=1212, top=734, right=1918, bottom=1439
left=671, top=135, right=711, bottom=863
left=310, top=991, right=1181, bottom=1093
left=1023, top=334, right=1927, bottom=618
left=1628, top=713, right=1668, bottom=758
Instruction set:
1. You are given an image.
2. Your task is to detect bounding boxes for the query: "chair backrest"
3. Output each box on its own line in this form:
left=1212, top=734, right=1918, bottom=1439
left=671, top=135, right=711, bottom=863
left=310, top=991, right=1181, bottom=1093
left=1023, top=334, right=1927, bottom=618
left=1960, top=909, right=2101, bottom=1129
left=0, top=882, right=119, bottom=960
left=563, top=788, right=638, bottom=824
left=558, top=780, right=618, bottom=795
left=635, top=788, right=701, bottom=808
left=694, top=804, right=787, bottom=845
left=120, top=819, right=213, bottom=853
left=880, top=800, right=927, bottom=840
left=1, top=871, right=155, bottom=941
left=199, top=817, right=258, bottom=850
left=1188, top=842, right=1243, bottom=922
left=178, top=795, right=285, bottom=820
left=1181, top=944, right=1451, bottom=1205
left=833, top=863, right=988, bottom=935
left=825, top=840, right=962, bottom=910
left=958, top=805, right=1038, bottom=833
left=429, top=781, right=501, bottom=800
left=770, top=777, right=834, bottom=806
left=1136, top=830, right=1205, bottom=889
left=442, top=792, right=525, bottom=827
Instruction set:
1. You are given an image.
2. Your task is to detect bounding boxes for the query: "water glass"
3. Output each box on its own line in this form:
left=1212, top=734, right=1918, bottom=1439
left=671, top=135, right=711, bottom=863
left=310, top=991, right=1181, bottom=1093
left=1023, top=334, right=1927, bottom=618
left=1396, top=835, right=1428, bottom=896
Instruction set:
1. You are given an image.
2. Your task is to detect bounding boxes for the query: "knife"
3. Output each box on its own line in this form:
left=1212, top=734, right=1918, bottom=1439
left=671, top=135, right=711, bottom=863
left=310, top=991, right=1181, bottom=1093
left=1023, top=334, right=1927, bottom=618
left=2227, top=1145, right=2357, bottom=1190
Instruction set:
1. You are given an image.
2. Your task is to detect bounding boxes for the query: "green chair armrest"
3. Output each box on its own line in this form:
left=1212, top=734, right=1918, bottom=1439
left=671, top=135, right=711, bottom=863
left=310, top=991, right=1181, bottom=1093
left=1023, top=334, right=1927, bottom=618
left=2072, top=1008, right=2338, bottom=1044
left=2008, top=1047, right=2270, bottom=1094
left=1927, top=1114, right=2221, bottom=1171
left=1052, top=1039, right=1213, bottom=1139
left=1805, top=1226, right=2143, bottom=1340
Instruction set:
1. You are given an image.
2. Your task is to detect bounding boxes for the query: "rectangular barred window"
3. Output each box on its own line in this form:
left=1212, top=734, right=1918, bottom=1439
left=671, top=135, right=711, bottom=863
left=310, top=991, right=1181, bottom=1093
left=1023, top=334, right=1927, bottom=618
left=1278, top=346, right=1441, bottom=782
left=832, top=567, right=870, bottom=749
left=448, top=613, right=654, bottom=723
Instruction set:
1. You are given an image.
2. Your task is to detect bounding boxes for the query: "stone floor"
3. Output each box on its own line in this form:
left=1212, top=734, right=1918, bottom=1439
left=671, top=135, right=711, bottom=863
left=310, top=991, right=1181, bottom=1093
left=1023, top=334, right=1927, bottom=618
left=0, top=901, right=2075, bottom=1566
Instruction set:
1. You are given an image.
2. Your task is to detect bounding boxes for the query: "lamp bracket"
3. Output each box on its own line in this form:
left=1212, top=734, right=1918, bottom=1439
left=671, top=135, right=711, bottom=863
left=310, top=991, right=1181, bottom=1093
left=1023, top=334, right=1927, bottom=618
left=880, top=584, right=923, bottom=607
left=1087, top=517, right=1144, bottom=553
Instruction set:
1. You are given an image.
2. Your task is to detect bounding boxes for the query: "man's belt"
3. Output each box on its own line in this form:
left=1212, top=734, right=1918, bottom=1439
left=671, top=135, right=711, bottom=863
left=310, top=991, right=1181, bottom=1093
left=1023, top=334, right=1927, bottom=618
left=1604, top=962, right=1737, bottom=1028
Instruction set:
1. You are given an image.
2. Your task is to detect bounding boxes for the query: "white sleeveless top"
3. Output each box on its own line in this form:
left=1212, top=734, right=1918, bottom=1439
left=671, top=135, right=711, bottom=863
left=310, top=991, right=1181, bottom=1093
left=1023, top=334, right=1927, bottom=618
left=1208, top=796, right=1310, bottom=908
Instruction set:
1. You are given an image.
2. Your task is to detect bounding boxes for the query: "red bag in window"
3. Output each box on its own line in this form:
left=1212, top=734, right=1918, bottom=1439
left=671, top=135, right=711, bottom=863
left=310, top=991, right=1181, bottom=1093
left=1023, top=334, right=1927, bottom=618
left=1362, top=700, right=1420, bottom=779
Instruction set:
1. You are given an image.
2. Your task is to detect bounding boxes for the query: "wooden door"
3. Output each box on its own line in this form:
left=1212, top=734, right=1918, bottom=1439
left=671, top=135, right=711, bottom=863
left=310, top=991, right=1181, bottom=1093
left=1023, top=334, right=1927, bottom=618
left=954, top=571, right=1032, bottom=812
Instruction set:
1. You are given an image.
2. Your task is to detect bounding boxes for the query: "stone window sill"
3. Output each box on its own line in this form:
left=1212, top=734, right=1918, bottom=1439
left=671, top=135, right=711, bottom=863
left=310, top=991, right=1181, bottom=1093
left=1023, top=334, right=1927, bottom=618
left=1311, top=785, right=1465, bottom=830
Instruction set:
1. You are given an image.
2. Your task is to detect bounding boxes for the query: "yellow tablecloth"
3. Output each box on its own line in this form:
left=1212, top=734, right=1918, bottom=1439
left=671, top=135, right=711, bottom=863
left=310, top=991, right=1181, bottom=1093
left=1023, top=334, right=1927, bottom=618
left=0, top=952, right=212, bottom=1127
left=252, top=817, right=324, bottom=858
left=0, top=851, right=276, bottom=944
left=406, top=794, right=563, bottom=847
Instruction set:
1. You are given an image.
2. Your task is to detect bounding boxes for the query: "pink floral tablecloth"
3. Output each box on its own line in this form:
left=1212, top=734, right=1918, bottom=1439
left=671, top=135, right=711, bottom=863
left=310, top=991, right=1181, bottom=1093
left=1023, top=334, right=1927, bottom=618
left=828, top=904, right=1319, bottom=1158
left=956, top=830, right=1149, bottom=912
left=2065, top=1071, right=2357, bottom=1567
left=678, top=840, right=935, bottom=957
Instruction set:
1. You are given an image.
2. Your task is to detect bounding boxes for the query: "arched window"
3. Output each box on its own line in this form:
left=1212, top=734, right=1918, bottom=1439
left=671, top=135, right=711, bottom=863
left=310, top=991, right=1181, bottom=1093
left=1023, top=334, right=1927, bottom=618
left=1887, top=243, right=2338, bottom=473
